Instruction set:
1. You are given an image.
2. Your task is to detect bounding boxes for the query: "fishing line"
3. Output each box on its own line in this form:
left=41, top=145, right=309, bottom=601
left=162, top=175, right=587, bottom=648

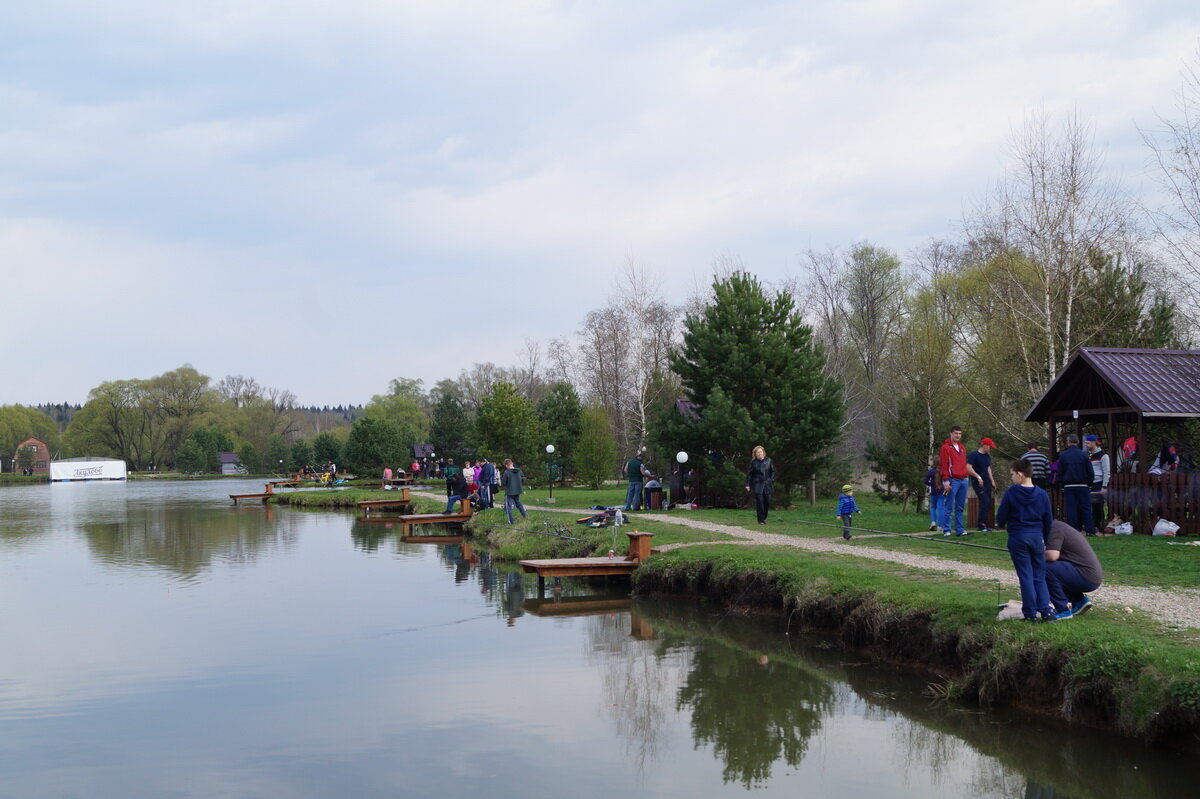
left=789, top=518, right=1010, bottom=552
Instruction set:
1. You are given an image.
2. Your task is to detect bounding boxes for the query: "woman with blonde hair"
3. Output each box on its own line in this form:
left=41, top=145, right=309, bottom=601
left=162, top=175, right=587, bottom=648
left=744, top=445, right=776, bottom=524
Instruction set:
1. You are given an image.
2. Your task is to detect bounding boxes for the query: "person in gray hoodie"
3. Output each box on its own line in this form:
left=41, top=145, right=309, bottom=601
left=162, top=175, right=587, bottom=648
left=501, top=458, right=528, bottom=524
left=996, top=458, right=1057, bottom=622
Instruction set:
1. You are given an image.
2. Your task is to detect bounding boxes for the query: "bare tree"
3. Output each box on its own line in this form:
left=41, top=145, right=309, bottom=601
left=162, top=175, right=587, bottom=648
left=575, top=258, right=681, bottom=455
left=968, top=110, right=1137, bottom=391
left=1142, top=50, right=1200, bottom=321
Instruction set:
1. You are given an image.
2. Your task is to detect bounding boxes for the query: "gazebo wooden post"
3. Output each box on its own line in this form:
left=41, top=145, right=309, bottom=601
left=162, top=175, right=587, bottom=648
left=1137, top=415, right=1149, bottom=535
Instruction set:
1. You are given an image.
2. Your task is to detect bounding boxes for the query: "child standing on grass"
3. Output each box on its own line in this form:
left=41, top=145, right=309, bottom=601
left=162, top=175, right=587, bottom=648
left=836, top=484, right=861, bottom=540
left=995, top=458, right=1057, bottom=622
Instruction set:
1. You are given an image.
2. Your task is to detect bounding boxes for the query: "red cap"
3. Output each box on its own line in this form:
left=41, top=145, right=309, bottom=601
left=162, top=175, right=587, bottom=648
left=980, top=438, right=996, bottom=447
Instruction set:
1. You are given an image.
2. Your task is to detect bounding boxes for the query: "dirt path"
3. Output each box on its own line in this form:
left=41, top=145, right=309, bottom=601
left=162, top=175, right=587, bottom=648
left=530, top=503, right=1200, bottom=632
left=415, top=491, right=1199, bottom=631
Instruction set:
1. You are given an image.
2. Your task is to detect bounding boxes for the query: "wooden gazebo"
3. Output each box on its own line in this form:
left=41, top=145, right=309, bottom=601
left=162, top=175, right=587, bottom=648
left=1025, top=347, right=1200, bottom=535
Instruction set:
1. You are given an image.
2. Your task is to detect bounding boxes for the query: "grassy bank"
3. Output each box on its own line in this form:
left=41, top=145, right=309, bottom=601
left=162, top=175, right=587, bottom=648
left=633, top=544, right=1200, bottom=749
left=464, top=505, right=735, bottom=560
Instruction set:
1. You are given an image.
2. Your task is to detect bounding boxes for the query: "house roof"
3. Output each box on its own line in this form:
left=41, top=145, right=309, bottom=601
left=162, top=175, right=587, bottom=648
left=218, top=452, right=241, bottom=464
left=1025, top=348, right=1200, bottom=422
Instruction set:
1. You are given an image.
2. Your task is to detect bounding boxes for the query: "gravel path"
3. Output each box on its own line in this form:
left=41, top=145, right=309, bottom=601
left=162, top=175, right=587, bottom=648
left=514, top=502, right=1200, bottom=632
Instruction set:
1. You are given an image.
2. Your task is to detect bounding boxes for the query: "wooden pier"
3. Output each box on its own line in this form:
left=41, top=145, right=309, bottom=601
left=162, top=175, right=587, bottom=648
left=361, top=497, right=473, bottom=535
left=356, top=487, right=412, bottom=513
left=519, top=532, right=653, bottom=594
left=231, top=482, right=275, bottom=503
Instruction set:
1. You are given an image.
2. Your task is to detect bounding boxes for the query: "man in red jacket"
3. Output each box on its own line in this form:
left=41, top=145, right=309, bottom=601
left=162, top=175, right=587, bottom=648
left=939, top=426, right=971, bottom=537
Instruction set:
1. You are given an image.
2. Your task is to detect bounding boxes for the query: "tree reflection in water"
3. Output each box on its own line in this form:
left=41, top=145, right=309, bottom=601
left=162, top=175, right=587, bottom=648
left=80, top=505, right=301, bottom=579
left=675, top=637, right=833, bottom=787
left=586, top=603, right=834, bottom=788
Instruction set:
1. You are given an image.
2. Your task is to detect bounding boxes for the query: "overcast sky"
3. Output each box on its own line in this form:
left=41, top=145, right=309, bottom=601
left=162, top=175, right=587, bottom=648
left=3, top=0, right=1198, bottom=407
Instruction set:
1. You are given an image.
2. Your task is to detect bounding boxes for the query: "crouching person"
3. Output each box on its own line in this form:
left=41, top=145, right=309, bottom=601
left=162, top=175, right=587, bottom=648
left=1044, top=520, right=1103, bottom=619
left=996, top=458, right=1057, bottom=622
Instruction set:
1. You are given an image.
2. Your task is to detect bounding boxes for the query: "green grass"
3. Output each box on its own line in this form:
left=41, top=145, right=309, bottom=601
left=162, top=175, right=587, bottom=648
left=635, top=544, right=1200, bottom=745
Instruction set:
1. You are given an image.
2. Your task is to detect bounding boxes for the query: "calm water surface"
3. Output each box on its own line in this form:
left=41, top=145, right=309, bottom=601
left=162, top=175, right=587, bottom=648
left=0, top=480, right=1190, bottom=798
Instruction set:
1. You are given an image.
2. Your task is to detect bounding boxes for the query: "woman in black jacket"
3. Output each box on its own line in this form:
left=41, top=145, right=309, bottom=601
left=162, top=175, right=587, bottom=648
left=744, top=445, right=776, bottom=524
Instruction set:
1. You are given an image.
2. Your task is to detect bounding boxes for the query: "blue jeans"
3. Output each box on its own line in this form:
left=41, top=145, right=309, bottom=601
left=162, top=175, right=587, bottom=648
left=929, top=492, right=944, bottom=526
left=624, top=481, right=643, bottom=510
left=973, top=482, right=993, bottom=529
left=1063, top=486, right=1094, bottom=535
left=941, top=478, right=968, bottom=535
left=1008, top=531, right=1052, bottom=618
left=505, top=494, right=527, bottom=524
left=444, top=494, right=469, bottom=513
left=1044, top=560, right=1100, bottom=612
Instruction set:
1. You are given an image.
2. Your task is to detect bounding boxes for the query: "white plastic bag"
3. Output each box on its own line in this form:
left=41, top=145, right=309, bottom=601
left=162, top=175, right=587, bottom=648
left=1114, top=522, right=1134, bottom=535
left=1152, top=519, right=1180, bottom=536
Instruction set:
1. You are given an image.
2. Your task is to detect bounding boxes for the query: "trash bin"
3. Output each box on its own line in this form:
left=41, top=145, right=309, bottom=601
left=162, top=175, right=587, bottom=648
left=644, top=487, right=664, bottom=510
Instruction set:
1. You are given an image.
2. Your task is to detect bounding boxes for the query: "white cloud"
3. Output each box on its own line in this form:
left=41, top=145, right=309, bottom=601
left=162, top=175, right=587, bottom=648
left=2, top=1, right=1199, bottom=403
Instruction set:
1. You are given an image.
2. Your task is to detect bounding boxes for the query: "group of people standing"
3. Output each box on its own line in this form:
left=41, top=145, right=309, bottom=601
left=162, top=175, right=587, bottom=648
left=930, top=425, right=1105, bottom=622
left=930, top=428, right=1111, bottom=538
left=441, top=456, right=530, bottom=524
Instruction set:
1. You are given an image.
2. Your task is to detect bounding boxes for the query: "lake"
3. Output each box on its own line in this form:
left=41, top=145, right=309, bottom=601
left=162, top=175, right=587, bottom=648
left=0, top=480, right=1190, bottom=798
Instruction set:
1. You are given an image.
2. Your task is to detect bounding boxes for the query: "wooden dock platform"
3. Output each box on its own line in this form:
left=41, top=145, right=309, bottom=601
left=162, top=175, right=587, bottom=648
left=231, top=482, right=275, bottom=503
left=375, top=498, right=473, bottom=535
left=356, top=487, right=412, bottom=513
left=519, top=532, right=653, bottom=593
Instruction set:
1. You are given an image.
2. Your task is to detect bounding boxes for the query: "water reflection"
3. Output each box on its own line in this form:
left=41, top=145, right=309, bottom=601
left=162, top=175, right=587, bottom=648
left=619, top=600, right=1188, bottom=799
left=79, top=506, right=300, bottom=581
left=1, top=482, right=1191, bottom=798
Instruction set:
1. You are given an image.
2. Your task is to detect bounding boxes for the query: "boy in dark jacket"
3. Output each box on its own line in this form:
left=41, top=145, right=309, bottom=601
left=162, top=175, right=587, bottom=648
left=996, top=458, right=1056, bottom=622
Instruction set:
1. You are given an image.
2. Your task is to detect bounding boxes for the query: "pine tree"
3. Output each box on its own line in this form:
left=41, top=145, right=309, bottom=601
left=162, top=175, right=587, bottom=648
left=659, top=271, right=844, bottom=501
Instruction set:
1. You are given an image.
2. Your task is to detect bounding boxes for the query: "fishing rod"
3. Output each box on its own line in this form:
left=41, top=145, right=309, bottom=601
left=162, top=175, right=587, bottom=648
left=485, top=517, right=585, bottom=542
left=789, top=518, right=1010, bottom=552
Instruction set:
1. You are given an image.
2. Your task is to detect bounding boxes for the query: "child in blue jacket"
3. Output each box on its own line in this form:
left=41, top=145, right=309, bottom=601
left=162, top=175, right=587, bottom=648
left=837, top=484, right=862, bottom=540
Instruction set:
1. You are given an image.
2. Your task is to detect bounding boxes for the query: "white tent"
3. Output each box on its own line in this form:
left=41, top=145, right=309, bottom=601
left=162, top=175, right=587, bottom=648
left=49, top=457, right=127, bottom=482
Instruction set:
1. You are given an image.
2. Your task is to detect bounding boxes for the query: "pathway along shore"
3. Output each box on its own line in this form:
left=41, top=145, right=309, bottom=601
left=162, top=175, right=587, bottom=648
left=526, top=502, right=1200, bottom=633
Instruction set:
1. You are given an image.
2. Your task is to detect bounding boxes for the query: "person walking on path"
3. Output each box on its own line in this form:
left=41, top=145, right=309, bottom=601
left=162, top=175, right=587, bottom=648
left=1023, top=443, right=1050, bottom=491
left=1044, top=519, right=1103, bottom=619
left=501, top=458, right=528, bottom=524
left=996, top=458, right=1056, bottom=622
left=967, top=438, right=996, bottom=532
left=623, top=451, right=650, bottom=511
left=382, top=465, right=393, bottom=489
left=939, top=426, right=971, bottom=537
left=744, top=445, right=776, bottom=524
left=836, top=484, right=862, bottom=540
left=1084, top=435, right=1111, bottom=534
left=1058, top=434, right=1095, bottom=536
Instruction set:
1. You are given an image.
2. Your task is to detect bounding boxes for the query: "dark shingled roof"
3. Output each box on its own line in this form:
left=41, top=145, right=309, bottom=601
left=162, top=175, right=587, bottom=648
left=1026, top=348, right=1200, bottom=422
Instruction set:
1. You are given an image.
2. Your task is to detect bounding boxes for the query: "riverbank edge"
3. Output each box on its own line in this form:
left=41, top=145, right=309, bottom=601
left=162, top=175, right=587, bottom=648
left=630, top=545, right=1200, bottom=752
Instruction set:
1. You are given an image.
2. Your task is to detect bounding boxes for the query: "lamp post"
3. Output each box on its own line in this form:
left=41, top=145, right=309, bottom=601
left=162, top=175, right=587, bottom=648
left=546, top=444, right=556, bottom=503
left=673, top=451, right=689, bottom=508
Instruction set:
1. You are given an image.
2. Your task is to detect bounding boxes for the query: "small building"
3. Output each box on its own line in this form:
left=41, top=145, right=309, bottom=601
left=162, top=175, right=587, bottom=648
left=1026, top=347, right=1200, bottom=535
left=14, top=438, right=50, bottom=474
left=218, top=452, right=247, bottom=475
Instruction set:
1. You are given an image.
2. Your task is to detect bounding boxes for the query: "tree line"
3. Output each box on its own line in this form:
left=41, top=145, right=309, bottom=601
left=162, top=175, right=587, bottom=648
left=9, top=67, right=1200, bottom=497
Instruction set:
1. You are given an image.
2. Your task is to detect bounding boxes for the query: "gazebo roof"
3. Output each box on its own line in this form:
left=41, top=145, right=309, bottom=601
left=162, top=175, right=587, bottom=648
left=1025, top=348, right=1200, bottom=422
